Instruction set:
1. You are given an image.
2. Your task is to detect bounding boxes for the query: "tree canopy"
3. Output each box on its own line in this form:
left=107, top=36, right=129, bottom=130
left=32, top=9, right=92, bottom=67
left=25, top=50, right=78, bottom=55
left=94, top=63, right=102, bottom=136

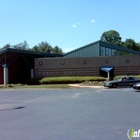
left=32, top=42, right=52, bottom=53
left=101, top=30, right=140, bottom=51
left=13, top=41, right=29, bottom=50
left=123, top=39, right=140, bottom=51
left=1, top=41, right=64, bottom=54
left=101, top=30, right=122, bottom=45
left=31, top=42, right=64, bottom=54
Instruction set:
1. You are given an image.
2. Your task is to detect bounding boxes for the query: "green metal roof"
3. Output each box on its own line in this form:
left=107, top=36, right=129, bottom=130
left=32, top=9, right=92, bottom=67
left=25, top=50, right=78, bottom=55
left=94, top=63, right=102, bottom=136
left=64, top=40, right=140, bottom=57
left=64, top=40, right=100, bottom=56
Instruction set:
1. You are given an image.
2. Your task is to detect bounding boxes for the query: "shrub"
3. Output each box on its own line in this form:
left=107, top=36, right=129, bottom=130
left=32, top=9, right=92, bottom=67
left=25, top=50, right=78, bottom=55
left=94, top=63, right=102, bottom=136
left=136, top=75, right=140, bottom=79
left=39, top=76, right=106, bottom=84
left=113, top=75, right=140, bottom=80
left=113, top=75, right=127, bottom=80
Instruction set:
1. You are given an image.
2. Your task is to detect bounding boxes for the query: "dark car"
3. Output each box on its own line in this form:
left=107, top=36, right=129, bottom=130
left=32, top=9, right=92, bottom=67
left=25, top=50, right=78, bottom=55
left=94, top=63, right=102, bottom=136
left=133, top=82, right=140, bottom=90
left=104, top=76, right=140, bottom=88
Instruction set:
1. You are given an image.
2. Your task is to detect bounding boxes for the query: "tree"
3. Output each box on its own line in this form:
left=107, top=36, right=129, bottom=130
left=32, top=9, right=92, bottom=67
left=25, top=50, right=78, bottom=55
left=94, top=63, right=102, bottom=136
left=1, top=41, right=64, bottom=54
left=37, top=41, right=52, bottom=53
left=0, top=44, right=11, bottom=51
left=136, top=42, right=140, bottom=50
left=52, top=46, right=64, bottom=54
left=13, top=41, right=29, bottom=50
left=101, top=30, right=122, bottom=45
left=123, top=39, right=140, bottom=51
left=32, top=45, right=40, bottom=52
left=3, top=44, right=11, bottom=49
left=31, top=42, right=64, bottom=54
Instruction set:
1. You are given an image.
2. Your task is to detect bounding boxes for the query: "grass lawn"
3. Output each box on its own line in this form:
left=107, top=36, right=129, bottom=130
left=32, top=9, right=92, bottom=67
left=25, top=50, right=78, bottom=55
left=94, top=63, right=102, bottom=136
left=0, top=84, right=70, bottom=89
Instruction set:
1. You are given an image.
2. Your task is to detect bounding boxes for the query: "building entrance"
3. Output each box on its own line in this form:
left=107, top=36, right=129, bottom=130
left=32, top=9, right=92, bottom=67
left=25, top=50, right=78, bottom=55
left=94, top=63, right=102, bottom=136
left=100, top=66, right=114, bottom=80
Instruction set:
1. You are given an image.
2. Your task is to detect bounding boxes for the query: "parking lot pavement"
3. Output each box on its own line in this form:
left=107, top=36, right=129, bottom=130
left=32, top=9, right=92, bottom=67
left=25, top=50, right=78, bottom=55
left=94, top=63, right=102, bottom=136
left=0, top=88, right=140, bottom=140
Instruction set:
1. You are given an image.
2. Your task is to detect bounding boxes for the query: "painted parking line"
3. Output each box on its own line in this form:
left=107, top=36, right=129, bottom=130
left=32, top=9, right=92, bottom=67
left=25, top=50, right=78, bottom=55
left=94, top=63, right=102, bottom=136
left=122, top=88, right=134, bottom=91
left=99, top=87, right=135, bottom=92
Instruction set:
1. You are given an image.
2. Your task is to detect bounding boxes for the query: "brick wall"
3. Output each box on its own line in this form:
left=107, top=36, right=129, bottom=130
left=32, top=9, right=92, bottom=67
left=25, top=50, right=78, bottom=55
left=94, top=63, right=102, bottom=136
left=35, top=56, right=140, bottom=78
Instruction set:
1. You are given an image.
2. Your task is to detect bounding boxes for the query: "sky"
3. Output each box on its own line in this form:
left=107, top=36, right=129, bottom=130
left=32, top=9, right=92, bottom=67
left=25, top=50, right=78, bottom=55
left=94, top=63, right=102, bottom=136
left=0, top=0, right=140, bottom=53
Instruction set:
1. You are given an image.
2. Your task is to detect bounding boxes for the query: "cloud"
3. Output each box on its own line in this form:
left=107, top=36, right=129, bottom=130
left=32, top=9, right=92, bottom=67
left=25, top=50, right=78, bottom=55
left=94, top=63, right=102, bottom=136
left=72, top=24, right=77, bottom=27
left=91, top=19, right=95, bottom=23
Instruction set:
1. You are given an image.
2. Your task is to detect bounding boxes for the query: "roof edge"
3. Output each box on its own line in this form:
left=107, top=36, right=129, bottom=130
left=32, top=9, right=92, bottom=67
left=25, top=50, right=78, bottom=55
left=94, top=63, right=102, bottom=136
left=64, top=40, right=100, bottom=56
left=99, top=41, right=140, bottom=55
left=0, top=48, right=63, bottom=57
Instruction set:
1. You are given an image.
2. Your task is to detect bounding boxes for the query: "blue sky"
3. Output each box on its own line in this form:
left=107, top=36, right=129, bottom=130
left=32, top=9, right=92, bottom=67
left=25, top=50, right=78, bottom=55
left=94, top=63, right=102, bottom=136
left=0, top=0, right=140, bottom=53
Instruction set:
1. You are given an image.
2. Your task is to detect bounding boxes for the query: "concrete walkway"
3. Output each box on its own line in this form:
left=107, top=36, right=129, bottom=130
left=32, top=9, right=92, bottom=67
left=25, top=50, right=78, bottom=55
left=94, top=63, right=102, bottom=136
left=68, top=84, right=104, bottom=88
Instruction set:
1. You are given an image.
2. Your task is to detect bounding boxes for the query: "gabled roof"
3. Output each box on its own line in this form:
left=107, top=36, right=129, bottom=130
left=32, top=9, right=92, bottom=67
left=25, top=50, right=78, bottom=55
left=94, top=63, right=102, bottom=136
left=64, top=40, right=100, bottom=56
left=64, top=40, right=140, bottom=56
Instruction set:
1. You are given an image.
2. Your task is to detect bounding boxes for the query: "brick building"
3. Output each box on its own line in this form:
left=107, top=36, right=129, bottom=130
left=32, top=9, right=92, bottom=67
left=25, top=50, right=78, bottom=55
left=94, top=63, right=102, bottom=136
left=1, top=41, right=140, bottom=84
left=35, top=41, right=140, bottom=80
left=35, top=56, right=140, bottom=80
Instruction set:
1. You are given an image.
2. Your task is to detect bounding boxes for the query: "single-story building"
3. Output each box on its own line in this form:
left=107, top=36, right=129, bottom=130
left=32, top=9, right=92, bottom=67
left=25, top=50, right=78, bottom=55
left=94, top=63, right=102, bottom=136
left=1, top=40, right=140, bottom=84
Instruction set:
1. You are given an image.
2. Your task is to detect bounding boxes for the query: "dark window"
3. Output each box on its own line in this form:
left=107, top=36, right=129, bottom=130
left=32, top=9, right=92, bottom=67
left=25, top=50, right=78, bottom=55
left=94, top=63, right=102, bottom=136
left=127, top=77, right=135, bottom=80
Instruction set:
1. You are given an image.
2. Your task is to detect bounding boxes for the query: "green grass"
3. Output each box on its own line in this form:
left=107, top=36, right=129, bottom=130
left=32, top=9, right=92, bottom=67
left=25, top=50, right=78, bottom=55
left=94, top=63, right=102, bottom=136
left=0, top=84, right=70, bottom=89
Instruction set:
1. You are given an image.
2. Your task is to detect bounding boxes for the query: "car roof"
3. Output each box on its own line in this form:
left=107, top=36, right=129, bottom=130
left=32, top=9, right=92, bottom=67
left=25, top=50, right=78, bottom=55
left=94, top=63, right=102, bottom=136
left=121, top=76, right=136, bottom=78
left=121, top=76, right=137, bottom=79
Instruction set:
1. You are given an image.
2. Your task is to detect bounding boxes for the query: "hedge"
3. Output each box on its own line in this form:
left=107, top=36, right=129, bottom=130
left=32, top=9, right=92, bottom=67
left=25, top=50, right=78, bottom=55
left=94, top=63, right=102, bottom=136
left=39, top=76, right=106, bottom=84
left=113, top=75, right=140, bottom=80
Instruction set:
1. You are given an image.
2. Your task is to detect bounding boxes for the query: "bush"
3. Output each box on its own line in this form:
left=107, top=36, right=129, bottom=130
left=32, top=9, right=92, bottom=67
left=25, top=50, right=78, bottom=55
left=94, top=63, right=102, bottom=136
left=113, top=75, right=140, bottom=80
left=113, top=75, right=127, bottom=80
left=39, top=76, right=106, bottom=84
left=136, top=75, right=140, bottom=79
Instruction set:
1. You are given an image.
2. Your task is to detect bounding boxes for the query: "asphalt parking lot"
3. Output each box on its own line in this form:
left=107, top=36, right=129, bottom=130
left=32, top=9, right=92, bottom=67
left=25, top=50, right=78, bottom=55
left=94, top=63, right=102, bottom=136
left=0, top=87, right=140, bottom=140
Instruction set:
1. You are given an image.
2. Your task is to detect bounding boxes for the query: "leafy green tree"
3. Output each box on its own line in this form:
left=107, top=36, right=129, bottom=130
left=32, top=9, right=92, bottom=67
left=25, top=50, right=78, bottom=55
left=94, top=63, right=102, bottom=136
left=3, top=44, right=11, bottom=49
left=123, top=39, right=139, bottom=51
left=101, top=30, right=122, bottom=45
left=31, top=42, right=64, bottom=54
left=0, top=44, right=10, bottom=51
left=37, top=41, right=52, bottom=53
left=13, top=41, right=29, bottom=50
left=136, top=42, right=140, bottom=50
left=32, top=45, right=40, bottom=52
left=1, top=41, right=64, bottom=54
left=52, top=46, right=64, bottom=54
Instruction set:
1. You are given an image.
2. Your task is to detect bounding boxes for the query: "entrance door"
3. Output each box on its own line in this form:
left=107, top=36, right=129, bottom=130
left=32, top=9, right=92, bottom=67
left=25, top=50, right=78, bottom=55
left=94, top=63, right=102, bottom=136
left=100, top=66, right=114, bottom=80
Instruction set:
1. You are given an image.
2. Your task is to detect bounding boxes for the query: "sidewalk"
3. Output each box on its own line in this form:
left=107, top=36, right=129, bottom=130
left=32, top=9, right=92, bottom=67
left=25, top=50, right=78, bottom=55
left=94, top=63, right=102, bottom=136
left=68, top=84, right=104, bottom=88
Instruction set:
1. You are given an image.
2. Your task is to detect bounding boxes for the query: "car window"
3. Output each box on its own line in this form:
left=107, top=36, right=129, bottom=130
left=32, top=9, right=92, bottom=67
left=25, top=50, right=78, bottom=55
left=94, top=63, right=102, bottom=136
left=116, top=78, right=122, bottom=81
left=127, top=77, right=135, bottom=80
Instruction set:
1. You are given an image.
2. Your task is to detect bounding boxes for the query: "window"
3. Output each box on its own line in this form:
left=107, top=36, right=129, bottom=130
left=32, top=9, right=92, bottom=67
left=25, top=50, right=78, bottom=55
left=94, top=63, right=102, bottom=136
left=100, top=47, right=103, bottom=56
left=102, top=47, right=106, bottom=56
left=105, top=47, right=108, bottom=56
left=108, top=48, right=112, bottom=56
left=127, top=77, right=135, bottom=80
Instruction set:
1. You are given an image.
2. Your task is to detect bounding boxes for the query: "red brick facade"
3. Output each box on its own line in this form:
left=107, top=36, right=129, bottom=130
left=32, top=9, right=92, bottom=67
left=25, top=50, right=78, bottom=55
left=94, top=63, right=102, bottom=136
left=35, top=56, right=140, bottom=79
